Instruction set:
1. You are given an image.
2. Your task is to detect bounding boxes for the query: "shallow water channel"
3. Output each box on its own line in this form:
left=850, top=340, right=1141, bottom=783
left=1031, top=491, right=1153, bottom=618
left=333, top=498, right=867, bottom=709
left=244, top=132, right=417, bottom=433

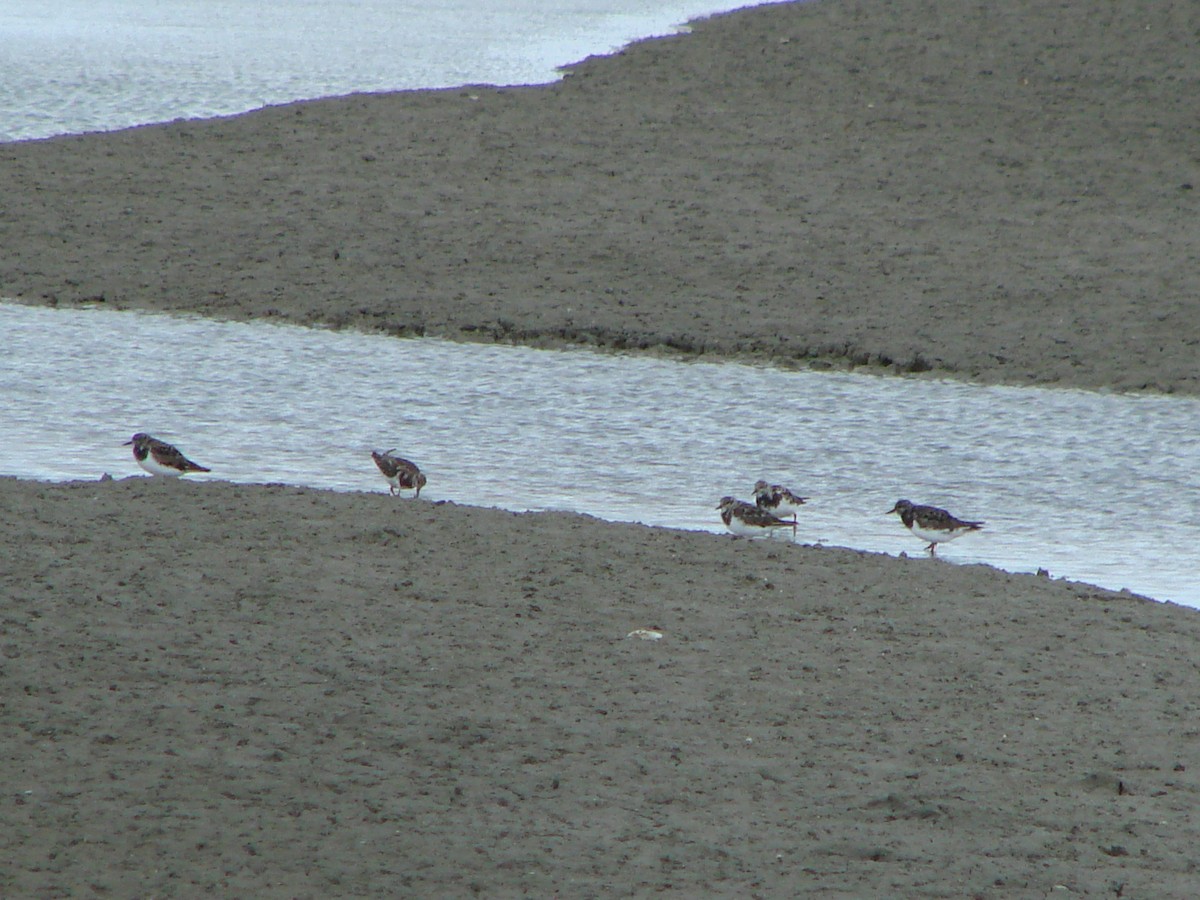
left=3, top=303, right=1198, bottom=607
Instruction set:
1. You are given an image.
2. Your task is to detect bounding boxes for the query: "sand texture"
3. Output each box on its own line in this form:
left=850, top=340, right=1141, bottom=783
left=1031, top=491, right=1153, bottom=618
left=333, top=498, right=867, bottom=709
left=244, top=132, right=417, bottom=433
left=5, top=477, right=1200, bottom=897
left=1, top=0, right=1197, bottom=393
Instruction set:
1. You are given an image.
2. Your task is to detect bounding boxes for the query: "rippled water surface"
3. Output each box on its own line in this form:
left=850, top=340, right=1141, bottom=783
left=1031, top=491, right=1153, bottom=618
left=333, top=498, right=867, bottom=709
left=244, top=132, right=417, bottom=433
left=0, top=0, right=763, bottom=143
left=3, top=303, right=1198, bottom=607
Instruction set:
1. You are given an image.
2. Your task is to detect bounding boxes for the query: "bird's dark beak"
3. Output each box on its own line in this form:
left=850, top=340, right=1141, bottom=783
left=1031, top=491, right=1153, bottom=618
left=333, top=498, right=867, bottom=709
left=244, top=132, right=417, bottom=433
left=122, top=440, right=133, bottom=446
left=886, top=505, right=898, bottom=514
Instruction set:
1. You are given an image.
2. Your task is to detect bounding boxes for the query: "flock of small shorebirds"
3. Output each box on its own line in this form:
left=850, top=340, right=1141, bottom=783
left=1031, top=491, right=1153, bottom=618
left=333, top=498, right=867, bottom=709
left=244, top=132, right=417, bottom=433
left=124, top=433, right=984, bottom=556
left=718, top=488, right=982, bottom=556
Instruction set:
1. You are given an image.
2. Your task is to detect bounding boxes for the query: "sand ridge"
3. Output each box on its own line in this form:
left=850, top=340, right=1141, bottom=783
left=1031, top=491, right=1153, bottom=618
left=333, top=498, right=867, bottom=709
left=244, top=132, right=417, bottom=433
left=1, top=0, right=1197, bottom=393
left=5, top=477, right=1200, bottom=896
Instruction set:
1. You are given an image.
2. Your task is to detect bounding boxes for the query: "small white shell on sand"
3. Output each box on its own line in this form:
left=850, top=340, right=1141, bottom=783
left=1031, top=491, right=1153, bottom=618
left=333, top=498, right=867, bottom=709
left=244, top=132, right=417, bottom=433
left=626, top=629, right=664, bottom=641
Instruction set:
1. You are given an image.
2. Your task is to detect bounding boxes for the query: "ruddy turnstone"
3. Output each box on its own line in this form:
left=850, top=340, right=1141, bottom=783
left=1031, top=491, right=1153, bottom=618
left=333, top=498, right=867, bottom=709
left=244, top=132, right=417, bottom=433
left=124, top=433, right=210, bottom=477
left=753, top=480, right=807, bottom=523
left=887, top=499, right=983, bottom=555
left=717, top=496, right=796, bottom=538
left=371, top=449, right=427, bottom=497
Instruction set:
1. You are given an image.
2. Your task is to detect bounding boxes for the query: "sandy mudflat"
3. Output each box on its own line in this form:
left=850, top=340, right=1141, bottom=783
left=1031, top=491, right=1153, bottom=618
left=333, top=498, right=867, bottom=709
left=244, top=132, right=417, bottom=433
left=4, top=477, right=1200, bottom=897
left=1, top=0, right=1197, bottom=393
left=3, top=0, right=1200, bottom=896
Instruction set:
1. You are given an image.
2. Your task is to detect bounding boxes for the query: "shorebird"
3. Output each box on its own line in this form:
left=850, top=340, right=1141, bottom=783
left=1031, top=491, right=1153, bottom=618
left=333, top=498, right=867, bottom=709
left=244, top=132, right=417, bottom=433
left=124, top=433, right=210, bottom=477
left=717, top=496, right=796, bottom=538
left=753, top=480, right=807, bottom=524
left=371, top=449, right=427, bottom=498
left=887, top=499, right=983, bottom=556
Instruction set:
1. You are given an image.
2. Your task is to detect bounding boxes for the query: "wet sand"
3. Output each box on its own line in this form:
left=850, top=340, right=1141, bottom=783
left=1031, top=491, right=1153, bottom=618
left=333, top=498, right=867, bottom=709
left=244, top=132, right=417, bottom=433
left=4, top=0, right=1200, bottom=896
left=1, top=0, right=1197, bottom=393
left=5, top=477, right=1200, bottom=897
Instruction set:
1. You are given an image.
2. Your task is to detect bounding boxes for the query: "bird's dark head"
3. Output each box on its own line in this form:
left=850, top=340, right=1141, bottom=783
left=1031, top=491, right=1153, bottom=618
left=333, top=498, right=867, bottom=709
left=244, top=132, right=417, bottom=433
left=124, top=433, right=149, bottom=447
left=887, top=499, right=913, bottom=516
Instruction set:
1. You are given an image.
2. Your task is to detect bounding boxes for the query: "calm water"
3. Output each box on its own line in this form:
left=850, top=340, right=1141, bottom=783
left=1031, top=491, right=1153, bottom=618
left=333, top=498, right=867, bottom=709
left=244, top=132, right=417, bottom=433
left=3, top=303, right=1198, bottom=607
left=0, top=0, right=771, bottom=143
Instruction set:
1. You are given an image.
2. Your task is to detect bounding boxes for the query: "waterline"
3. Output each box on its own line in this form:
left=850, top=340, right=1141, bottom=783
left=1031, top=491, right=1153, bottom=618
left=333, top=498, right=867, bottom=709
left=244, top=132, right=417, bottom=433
left=3, top=302, right=1197, bottom=607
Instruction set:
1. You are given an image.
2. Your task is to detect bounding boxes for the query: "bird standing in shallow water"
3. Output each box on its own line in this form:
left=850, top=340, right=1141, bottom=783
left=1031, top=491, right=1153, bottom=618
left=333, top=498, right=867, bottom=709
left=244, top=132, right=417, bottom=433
left=124, top=433, right=210, bottom=477
left=717, top=496, right=796, bottom=538
left=372, top=449, right=427, bottom=498
left=887, top=499, right=983, bottom=555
